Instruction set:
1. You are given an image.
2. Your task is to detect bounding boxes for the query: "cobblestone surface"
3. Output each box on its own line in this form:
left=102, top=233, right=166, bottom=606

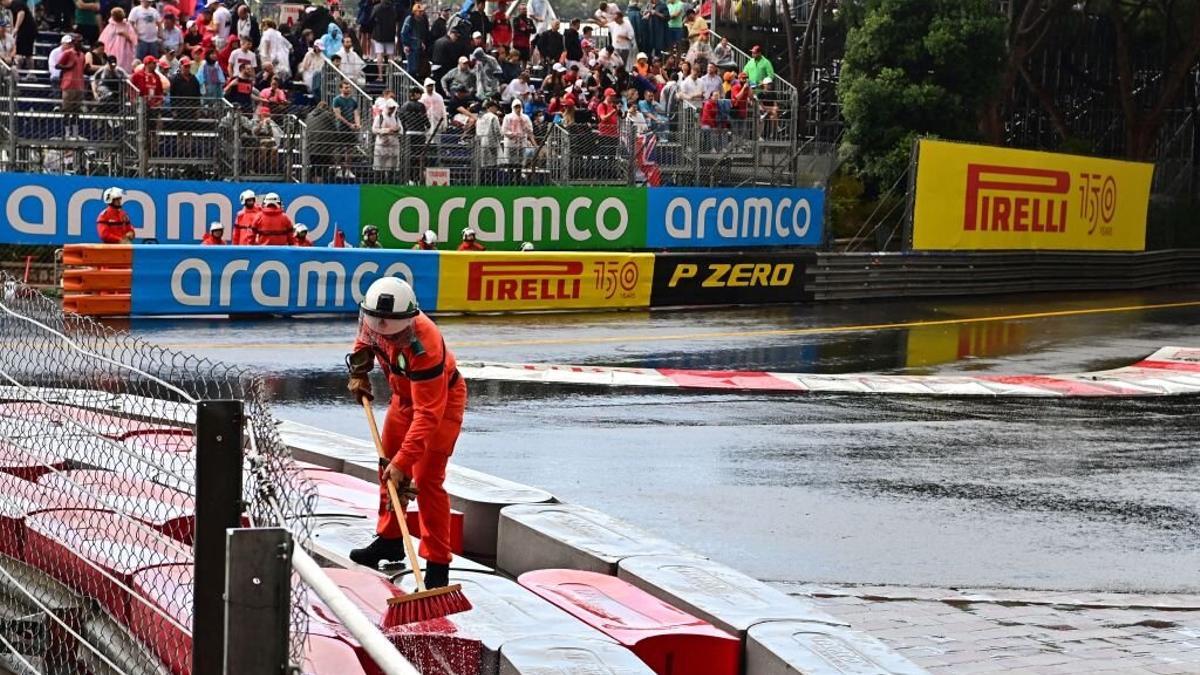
left=773, top=583, right=1200, bottom=674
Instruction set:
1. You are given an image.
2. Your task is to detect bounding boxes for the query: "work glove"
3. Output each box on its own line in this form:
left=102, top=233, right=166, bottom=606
left=382, top=462, right=418, bottom=510
left=345, top=348, right=375, bottom=402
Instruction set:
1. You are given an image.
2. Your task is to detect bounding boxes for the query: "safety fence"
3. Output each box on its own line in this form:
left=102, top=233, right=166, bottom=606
left=807, top=249, right=1200, bottom=301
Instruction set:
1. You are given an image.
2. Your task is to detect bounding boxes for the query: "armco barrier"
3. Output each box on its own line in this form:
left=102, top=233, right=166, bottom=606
left=807, top=249, right=1200, bottom=301
left=0, top=172, right=825, bottom=251
left=650, top=251, right=815, bottom=307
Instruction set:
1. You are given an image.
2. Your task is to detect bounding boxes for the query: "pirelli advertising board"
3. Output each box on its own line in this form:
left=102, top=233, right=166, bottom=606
left=911, top=139, right=1153, bottom=252
left=650, top=252, right=814, bottom=307
left=436, top=251, right=655, bottom=312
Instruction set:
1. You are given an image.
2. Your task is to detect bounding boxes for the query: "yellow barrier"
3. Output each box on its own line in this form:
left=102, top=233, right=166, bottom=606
left=436, top=252, right=655, bottom=312
left=911, top=139, right=1153, bottom=251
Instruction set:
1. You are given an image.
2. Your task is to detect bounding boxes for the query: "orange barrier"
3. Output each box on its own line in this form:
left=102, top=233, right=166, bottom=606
left=61, top=244, right=132, bottom=317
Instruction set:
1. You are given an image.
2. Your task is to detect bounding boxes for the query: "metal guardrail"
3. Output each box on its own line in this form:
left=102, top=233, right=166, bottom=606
left=808, top=250, right=1200, bottom=300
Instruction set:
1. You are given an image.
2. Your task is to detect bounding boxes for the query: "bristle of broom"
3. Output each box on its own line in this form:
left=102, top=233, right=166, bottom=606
left=383, top=584, right=472, bottom=627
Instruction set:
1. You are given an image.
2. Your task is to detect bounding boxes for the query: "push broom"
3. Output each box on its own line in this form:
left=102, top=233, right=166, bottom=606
left=361, top=399, right=472, bottom=625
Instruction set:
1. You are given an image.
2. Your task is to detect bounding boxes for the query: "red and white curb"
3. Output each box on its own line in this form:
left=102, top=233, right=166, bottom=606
left=457, top=346, right=1200, bottom=397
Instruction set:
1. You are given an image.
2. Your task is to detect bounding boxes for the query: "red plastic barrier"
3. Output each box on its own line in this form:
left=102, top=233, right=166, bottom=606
left=37, top=470, right=196, bottom=543
left=122, top=431, right=195, bottom=453
left=24, top=509, right=191, bottom=621
left=303, top=635, right=370, bottom=675
left=308, top=568, right=482, bottom=675
left=519, top=569, right=740, bottom=675
left=0, top=401, right=189, bottom=439
left=305, top=469, right=465, bottom=554
left=0, top=439, right=67, bottom=481
left=129, top=563, right=192, bottom=675
left=0, top=472, right=91, bottom=558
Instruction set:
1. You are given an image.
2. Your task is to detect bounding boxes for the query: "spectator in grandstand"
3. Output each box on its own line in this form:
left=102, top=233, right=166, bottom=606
left=511, top=5, right=534, bottom=61
left=129, top=0, right=161, bottom=60
left=252, top=60, right=274, bottom=89
left=183, top=19, right=202, bottom=52
left=458, top=227, right=485, bottom=251
left=100, top=7, right=137, bottom=73
left=73, top=0, right=100, bottom=46
left=258, top=19, right=292, bottom=79
left=699, top=89, right=721, bottom=151
left=161, top=13, right=183, bottom=53
left=370, top=0, right=398, bottom=75
left=295, top=223, right=313, bottom=246
left=501, top=97, right=534, bottom=163
left=361, top=224, right=382, bottom=248
left=744, top=44, right=773, bottom=85
left=298, top=41, right=325, bottom=94
left=475, top=97, right=500, bottom=175
left=399, top=3, right=428, bottom=80
left=168, top=57, right=199, bottom=125
left=759, top=77, right=780, bottom=133
left=471, top=46, right=501, bottom=98
left=233, top=190, right=258, bottom=244
left=235, top=4, right=259, bottom=48
left=228, top=35, right=256, bottom=76
left=332, top=80, right=362, bottom=176
left=420, top=77, right=445, bottom=134
left=686, top=30, right=712, bottom=67
left=441, top=54, right=476, bottom=98
left=429, top=26, right=460, bottom=83
left=610, top=11, right=635, bottom=64
left=699, top=61, right=721, bottom=99
left=197, top=49, right=226, bottom=105
left=132, top=54, right=166, bottom=110
left=414, top=229, right=436, bottom=249
left=97, top=187, right=135, bottom=243
left=535, top=18, right=563, bottom=64
left=712, top=35, right=734, bottom=70
left=252, top=192, right=295, bottom=245
left=501, top=68, right=531, bottom=105
left=499, top=47, right=521, bottom=82
left=676, top=63, right=702, bottom=105
left=684, top=8, right=706, bottom=44
left=399, top=86, right=428, bottom=182
left=447, top=85, right=478, bottom=132
left=251, top=105, right=282, bottom=171
left=47, top=34, right=69, bottom=86
left=224, top=61, right=257, bottom=110
left=491, top=9, right=511, bottom=49
left=731, top=69, right=752, bottom=125
left=529, top=0, right=548, bottom=32
left=83, top=40, right=106, bottom=73
left=372, top=96, right=401, bottom=178
left=210, top=0, right=232, bottom=41
left=0, top=25, right=14, bottom=65
left=57, top=34, right=85, bottom=138
left=321, top=22, right=343, bottom=59
left=202, top=222, right=226, bottom=245
left=9, top=0, right=34, bottom=76
left=92, top=55, right=125, bottom=111
left=638, top=87, right=665, bottom=131
left=258, top=75, right=288, bottom=113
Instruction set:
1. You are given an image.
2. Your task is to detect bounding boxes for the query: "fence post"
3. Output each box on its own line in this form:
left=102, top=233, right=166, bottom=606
left=136, top=98, right=148, bottom=176
left=224, top=528, right=292, bottom=674
left=301, top=121, right=311, bottom=184
left=193, top=399, right=245, bottom=675
left=232, top=110, right=243, bottom=180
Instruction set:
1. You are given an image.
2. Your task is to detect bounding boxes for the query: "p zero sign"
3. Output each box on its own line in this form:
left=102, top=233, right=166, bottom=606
left=437, top=251, right=653, bottom=312
left=911, top=139, right=1152, bottom=251
left=650, top=252, right=814, bottom=307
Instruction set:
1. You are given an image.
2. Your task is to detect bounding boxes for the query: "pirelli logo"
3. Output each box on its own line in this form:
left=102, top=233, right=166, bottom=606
left=964, top=165, right=1070, bottom=233
left=466, top=260, right=583, bottom=301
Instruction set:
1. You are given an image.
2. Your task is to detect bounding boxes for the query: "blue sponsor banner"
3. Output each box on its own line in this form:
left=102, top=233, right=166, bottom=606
left=130, top=246, right=439, bottom=315
left=0, top=172, right=359, bottom=246
left=645, top=187, right=825, bottom=248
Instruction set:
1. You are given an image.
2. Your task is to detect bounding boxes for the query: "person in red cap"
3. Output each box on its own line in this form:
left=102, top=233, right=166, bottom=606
left=130, top=55, right=167, bottom=135
left=596, top=87, right=620, bottom=137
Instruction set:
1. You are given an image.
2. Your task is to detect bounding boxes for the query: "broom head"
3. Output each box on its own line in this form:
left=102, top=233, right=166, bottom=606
left=384, top=583, right=472, bottom=627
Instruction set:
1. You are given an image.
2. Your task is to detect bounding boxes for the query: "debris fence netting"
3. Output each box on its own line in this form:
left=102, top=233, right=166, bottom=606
left=0, top=271, right=316, bottom=674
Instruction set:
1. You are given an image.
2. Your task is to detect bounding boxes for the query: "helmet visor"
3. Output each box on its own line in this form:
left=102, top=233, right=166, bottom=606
left=362, top=311, right=414, bottom=337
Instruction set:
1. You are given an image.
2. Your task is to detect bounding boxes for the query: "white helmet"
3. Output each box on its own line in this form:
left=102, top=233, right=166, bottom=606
left=295, top=223, right=309, bottom=235
left=461, top=227, right=476, bottom=240
left=209, top=221, right=224, bottom=232
left=102, top=187, right=125, bottom=205
left=239, top=189, right=256, bottom=204
left=421, top=230, right=438, bottom=245
left=520, top=241, right=535, bottom=251
left=261, top=192, right=281, bottom=208
left=360, top=277, right=419, bottom=336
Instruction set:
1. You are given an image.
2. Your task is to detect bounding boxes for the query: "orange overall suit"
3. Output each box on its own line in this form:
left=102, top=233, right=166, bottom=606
left=352, top=313, right=466, bottom=565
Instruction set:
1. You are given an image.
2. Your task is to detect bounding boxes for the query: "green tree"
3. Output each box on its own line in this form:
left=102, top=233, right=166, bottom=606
left=837, top=0, right=1006, bottom=188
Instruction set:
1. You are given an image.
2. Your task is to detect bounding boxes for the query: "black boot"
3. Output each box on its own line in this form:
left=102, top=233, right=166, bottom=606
left=348, top=536, right=407, bottom=568
left=424, top=562, right=451, bottom=589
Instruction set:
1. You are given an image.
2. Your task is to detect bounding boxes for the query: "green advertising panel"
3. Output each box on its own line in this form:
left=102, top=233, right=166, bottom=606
left=360, top=186, right=649, bottom=251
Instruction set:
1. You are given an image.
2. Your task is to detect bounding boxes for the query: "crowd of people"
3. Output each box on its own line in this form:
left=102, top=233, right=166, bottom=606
left=27, top=0, right=781, bottom=179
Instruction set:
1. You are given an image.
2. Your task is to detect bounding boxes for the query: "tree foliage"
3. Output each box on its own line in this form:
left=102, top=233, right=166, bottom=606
left=837, top=0, right=1006, bottom=188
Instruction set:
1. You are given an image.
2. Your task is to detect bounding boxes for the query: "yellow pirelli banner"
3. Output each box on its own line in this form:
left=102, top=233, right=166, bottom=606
left=437, top=251, right=655, bottom=312
left=911, top=139, right=1153, bottom=251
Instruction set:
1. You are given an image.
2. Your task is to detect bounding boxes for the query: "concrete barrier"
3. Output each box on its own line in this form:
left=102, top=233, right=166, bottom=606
left=496, top=503, right=694, bottom=577
left=309, top=516, right=491, bottom=578
left=499, top=636, right=654, bottom=675
left=520, top=569, right=741, bottom=675
left=447, top=465, right=555, bottom=558
left=392, top=570, right=614, bottom=675
left=746, top=621, right=930, bottom=675
left=617, top=555, right=847, bottom=637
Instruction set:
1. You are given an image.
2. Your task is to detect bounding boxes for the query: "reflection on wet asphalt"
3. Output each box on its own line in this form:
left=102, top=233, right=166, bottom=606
left=127, top=288, right=1200, bottom=592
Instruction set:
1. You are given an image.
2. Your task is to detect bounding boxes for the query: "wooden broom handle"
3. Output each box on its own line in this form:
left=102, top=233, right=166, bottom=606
left=362, top=399, right=426, bottom=592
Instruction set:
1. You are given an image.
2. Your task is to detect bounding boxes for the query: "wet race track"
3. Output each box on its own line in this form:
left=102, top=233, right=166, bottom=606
left=124, top=288, right=1200, bottom=594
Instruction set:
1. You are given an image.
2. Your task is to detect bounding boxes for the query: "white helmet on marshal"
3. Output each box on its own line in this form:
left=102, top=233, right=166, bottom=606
left=520, top=241, right=535, bottom=251
left=360, top=277, right=420, bottom=336
left=421, top=230, right=438, bottom=245
left=209, top=221, right=224, bottom=232
left=102, top=187, right=125, bottom=205
left=261, top=192, right=282, bottom=208
left=239, top=189, right=256, bottom=204
left=461, top=227, right=476, bottom=240
left=295, top=223, right=309, bottom=235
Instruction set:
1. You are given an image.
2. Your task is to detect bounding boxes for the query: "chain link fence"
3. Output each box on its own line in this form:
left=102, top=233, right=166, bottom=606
left=0, top=271, right=316, bottom=673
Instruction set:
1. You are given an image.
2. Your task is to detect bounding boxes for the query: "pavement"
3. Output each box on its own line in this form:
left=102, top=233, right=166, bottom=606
left=779, top=583, right=1200, bottom=674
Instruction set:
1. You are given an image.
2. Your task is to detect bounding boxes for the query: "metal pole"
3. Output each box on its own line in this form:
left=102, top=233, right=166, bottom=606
left=225, top=528, right=292, bottom=674
left=193, top=399, right=245, bottom=675
left=137, top=99, right=148, bottom=177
